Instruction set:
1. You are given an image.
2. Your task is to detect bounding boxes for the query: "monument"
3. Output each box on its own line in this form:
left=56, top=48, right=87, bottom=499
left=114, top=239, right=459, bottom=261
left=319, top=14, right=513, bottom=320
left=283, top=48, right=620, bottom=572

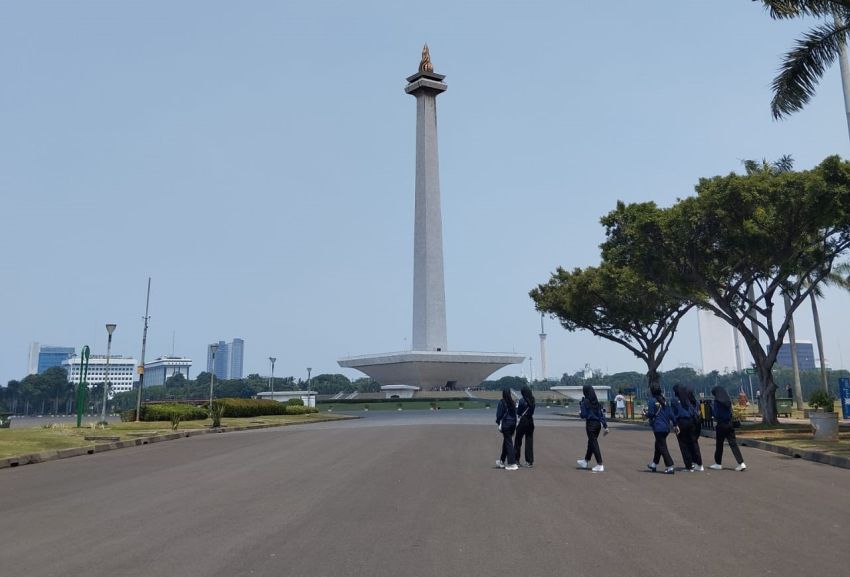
left=338, top=46, right=525, bottom=390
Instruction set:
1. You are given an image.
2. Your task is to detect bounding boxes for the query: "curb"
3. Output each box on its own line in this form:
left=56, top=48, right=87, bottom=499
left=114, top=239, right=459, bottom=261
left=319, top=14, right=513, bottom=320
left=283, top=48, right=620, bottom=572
left=0, top=415, right=356, bottom=470
left=700, top=428, right=850, bottom=470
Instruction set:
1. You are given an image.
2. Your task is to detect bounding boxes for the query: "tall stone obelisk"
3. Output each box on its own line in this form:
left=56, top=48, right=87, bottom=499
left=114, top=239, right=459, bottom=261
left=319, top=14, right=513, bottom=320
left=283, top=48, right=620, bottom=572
left=406, top=44, right=447, bottom=352
left=338, top=48, right=524, bottom=390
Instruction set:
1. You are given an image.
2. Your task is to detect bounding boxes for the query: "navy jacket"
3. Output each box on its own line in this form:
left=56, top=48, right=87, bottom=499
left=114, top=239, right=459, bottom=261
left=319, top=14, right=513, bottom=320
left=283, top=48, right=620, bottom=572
left=496, top=400, right=517, bottom=428
left=579, top=399, right=608, bottom=427
left=647, top=397, right=674, bottom=433
left=713, top=400, right=733, bottom=423
left=672, top=397, right=694, bottom=421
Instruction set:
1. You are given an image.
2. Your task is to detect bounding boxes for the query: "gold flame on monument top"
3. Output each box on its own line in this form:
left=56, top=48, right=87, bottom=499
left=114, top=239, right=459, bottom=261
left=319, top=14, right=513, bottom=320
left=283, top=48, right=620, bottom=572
left=419, top=44, right=433, bottom=73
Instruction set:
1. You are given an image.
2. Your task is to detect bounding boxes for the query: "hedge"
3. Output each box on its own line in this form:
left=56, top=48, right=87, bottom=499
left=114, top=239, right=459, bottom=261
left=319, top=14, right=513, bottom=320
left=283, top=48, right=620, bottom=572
left=215, top=398, right=317, bottom=417
left=121, top=404, right=209, bottom=422
left=120, top=399, right=318, bottom=421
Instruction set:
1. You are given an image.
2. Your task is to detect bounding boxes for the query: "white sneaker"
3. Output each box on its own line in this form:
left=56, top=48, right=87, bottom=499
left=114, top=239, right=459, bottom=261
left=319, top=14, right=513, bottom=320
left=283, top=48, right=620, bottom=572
left=505, top=464, right=519, bottom=471
left=735, top=462, right=747, bottom=472
left=591, top=464, right=604, bottom=473
left=647, top=463, right=657, bottom=472
left=709, top=463, right=722, bottom=470
left=693, top=465, right=705, bottom=472
left=496, top=460, right=505, bottom=469
left=663, top=467, right=675, bottom=475
left=577, top=459, right=588, bottom=469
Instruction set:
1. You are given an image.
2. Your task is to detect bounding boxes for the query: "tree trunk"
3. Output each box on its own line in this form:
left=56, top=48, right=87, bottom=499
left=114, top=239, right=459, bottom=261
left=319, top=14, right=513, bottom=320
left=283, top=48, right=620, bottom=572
left=811, top=293, right=829, bottom=393
left=785, top=294, right=804, bottom=410
left=759, top=368, right=779, bottom=425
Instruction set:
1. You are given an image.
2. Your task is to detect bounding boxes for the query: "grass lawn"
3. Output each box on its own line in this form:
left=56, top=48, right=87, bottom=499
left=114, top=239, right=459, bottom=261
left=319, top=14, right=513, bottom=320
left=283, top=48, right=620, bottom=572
left=0, top=413, right=349, bottom=459
left=765, top=436, right=850, bottom=459
left=734, top=420, right=850, bottom=460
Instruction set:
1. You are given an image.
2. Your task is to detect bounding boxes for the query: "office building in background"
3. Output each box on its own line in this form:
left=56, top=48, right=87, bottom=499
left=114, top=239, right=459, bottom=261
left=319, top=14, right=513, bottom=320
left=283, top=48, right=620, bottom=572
left=777, top=340, right=816, bottom=371
left=28, top=343, right=76, bottom=375
left=62, top=355, right=137, bottom=397
left=207, top=338, right=244, bottom=380
left=144, top=356, right=192, bottom=387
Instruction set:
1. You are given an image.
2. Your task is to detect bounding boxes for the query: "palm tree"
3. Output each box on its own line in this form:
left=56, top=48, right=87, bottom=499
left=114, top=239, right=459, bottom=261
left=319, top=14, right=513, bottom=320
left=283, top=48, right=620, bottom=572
left=808, top=261, right=850, bottom=392
left=754, top=1, right=850, bottom=118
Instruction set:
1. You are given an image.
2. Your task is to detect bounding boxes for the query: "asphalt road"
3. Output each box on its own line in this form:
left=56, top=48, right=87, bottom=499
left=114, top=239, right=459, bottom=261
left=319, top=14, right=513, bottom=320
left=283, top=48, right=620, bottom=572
left=0, top=409, right=846, bottom=577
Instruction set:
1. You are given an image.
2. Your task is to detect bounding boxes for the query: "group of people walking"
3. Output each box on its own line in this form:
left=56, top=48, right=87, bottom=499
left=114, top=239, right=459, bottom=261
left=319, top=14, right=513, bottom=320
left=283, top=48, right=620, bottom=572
left=495, top=386, right=535, bottom=470
left=494, top=382, right=746, bottom=473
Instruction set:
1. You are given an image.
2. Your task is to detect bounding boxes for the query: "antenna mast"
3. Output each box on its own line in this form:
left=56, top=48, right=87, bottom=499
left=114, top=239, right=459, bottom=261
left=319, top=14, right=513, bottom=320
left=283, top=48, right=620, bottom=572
left=135, top=277, right=151, bottom=422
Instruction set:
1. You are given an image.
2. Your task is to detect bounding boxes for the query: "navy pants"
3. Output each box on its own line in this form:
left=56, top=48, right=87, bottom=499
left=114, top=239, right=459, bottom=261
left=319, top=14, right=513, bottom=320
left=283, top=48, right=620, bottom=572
left=515, top=417, right=534, bottom=465
left=653, top=431, right=674, bottom=467
left=500, top=424, right=517, bottom=465
left=585, top=420, right=602, bottom=464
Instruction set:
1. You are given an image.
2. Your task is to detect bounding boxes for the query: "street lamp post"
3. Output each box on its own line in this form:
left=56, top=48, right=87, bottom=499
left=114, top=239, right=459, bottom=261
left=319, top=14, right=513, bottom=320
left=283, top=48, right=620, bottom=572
left=209, top=343, right=219, bottom=410
left=306, top=367, right=312, bottom=409
left=269, top=357, right=276, bottom=400
left=101, top=324, right=117, bottom=424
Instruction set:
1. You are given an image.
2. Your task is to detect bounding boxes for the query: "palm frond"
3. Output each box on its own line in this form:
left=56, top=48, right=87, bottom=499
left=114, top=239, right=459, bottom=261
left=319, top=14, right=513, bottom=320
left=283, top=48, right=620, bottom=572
left=758, top=1, right=850, bottom=20
left=774, top=154, right=795, bottom=172
left=771, top=22, right=846, bottom=118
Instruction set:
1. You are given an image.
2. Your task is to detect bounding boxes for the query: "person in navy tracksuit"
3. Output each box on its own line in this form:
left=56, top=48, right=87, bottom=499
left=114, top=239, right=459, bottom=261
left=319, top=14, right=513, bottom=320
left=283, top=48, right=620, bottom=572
left=495, top=388, right=518, bottom=470
left=514, top=386, right=535, bottom=467
left=577, top=384, right=608, bottom=472
left=646, top=384, right=676, bottom=474
left=672, top=383, right=702, bottom=471
left=710, top=386, right=746, bottom=471
left=686, top=385, right=704, bottom=470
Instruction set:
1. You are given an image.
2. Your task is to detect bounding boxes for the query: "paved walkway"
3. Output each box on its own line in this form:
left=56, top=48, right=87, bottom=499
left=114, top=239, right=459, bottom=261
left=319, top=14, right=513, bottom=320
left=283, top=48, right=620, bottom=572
left=0, top=409, right=846, bottom=577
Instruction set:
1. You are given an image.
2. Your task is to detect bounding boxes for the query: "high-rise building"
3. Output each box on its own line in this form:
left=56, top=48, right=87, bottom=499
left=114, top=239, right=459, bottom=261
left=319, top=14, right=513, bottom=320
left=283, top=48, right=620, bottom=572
left=27, top=342, right=40, bottom=375
left=229, top=338, right=244, bottom=379
left=28, top=343, right=76, bottom=375
left=207, top=338, right=244, bottom=380
left=144, top=356, right=192, bottom=387
left=62, top=355, right=138, bottom=397
left=778, top=340, right=816, bottom=371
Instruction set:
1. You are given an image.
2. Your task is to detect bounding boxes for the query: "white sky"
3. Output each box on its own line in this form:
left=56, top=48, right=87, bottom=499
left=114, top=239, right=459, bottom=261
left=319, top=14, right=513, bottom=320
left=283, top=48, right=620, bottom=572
left=2, top=1, right=849, bottom=385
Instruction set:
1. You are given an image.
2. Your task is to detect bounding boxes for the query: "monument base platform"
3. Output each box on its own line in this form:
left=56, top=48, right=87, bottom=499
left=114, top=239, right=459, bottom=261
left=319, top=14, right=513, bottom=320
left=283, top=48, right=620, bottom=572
left=338, top=350, right=525, bottom=391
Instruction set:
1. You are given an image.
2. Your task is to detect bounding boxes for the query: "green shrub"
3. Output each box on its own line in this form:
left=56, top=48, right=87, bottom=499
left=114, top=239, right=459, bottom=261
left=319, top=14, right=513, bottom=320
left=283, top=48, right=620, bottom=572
left=285, top=405, right=318, bottom=415
left=209, top=402, right=225, bottom=427
left=216, top=398, right=287, bottom=418
left=286, top=398, right=305, bottom=407
left=126, top=404, right=208, bottom=422
left=808, top=390, right=837, bottom=411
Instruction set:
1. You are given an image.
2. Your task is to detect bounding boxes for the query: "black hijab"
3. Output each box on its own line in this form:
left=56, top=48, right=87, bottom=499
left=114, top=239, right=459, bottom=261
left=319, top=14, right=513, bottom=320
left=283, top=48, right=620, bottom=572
left=501, top=388, right=516, bottom=410
left=649, top=383, right=666, bottom=406
left=712, top=386, right=731, bottom=409
left=520, top=385, right=535, bottom=408
left=674, top=383, right=689, bottom=406
left=686, top=385, right=699, bottom=407
left=582, top=384, right=599, bottom=409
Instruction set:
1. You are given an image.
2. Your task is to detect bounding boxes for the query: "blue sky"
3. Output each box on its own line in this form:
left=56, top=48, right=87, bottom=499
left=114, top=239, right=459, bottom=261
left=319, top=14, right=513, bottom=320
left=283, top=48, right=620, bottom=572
left=2, top=1, right=849, bottom=386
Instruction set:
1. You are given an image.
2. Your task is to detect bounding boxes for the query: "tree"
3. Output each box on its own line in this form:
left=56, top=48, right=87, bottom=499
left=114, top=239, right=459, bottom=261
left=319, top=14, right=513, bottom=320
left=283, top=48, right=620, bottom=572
left=165, top=373, right=186, bottom=388
left=41, top=366, right=70, bottom=415
left=606, top=156, right=850, bottom=423
left=754, top=1, right=850, bottom=118
left=531, top=260, right=693, bottom=387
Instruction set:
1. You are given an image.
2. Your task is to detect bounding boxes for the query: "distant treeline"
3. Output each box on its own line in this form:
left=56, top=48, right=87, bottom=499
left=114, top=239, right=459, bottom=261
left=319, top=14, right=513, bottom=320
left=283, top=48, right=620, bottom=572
left=3, top=366, right=847, bottom=415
